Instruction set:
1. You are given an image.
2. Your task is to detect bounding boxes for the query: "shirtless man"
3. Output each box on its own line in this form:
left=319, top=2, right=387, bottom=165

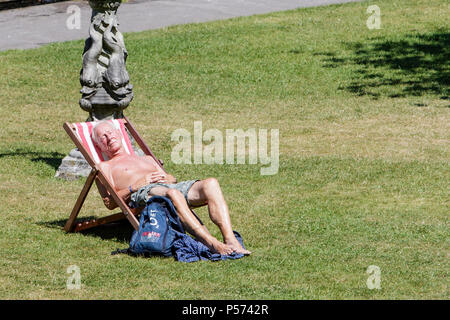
left=92, top=121, right=250, bottom=256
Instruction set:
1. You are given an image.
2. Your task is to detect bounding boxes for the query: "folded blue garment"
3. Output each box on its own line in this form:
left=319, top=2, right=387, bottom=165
left=172, top=231, right=247, bottom=262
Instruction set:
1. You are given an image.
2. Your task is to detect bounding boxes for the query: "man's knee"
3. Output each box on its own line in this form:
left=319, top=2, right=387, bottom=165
left=203, top=177, right=220, bottom=191
left=166, top=188, right=185, bottom=202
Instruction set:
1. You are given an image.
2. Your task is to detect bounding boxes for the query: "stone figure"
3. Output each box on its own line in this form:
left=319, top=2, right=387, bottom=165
left=102, top=15, right=133, bottom=108
left=79, top=14, right=103, bottom=112
left=79, top=0, right=133, bottom=121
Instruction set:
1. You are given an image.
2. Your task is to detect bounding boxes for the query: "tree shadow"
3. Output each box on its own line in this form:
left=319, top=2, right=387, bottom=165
left=317, top=31, right=449, bottom=99
left=0, top=149, right=64, bottom=171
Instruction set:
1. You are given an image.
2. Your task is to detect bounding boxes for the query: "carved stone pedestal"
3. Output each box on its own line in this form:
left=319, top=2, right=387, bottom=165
left=55, top=149, right=92, bottom=180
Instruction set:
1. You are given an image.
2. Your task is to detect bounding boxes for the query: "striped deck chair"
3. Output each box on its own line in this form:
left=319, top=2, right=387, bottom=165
left=63, top=116, right=165, bottom=232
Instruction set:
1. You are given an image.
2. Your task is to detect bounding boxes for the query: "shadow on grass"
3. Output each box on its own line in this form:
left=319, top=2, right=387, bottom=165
left=317, top=31, right=449, bottom=99
left=41, top=218, right=133, bottom=243
left=0, top=149, right=64, bottom=171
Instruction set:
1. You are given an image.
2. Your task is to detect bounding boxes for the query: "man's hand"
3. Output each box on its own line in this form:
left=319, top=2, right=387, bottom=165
left=165, top=174, right=177, bottom=184
left=144, top=172, right=168, bottom=184
left=149, top=173, right=177, bottom=184
left=132, top=172, right=174, bottom=191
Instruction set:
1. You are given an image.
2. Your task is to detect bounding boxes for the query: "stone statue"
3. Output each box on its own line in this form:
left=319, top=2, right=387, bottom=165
left=56, top=0, right=136, bottom=179
left=79, top=0, right=133, bottom=121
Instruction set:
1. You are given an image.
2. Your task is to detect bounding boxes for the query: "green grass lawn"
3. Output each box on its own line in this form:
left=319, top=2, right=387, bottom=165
left=0, top=0, right=448, bottom=299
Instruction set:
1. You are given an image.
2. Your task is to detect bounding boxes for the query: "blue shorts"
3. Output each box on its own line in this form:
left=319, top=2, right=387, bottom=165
left=130, top=179, right=199, bottom=208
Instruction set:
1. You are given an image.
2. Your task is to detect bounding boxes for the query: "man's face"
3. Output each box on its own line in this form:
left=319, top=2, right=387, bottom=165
left=93, top=122, right=123, bottom=155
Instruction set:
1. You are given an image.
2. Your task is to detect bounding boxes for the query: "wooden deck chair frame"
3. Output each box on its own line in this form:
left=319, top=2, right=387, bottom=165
left=63, top=116, right=164, bottom=233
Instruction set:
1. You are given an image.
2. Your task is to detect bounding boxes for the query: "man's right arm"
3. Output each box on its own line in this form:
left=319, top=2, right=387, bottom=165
left=95, top=162, right=120, bottom=210
left=95, top=173, right=152, bottom=210
left=96, top=181, right=136, bottom=210
left=95, top=178, right=119, bottom=210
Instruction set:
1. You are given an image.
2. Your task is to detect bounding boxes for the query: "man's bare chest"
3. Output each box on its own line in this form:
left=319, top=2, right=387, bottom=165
left=108, top=156, right=158, bottom=188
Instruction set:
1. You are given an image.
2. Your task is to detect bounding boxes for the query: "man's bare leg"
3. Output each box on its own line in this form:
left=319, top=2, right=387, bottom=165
left=148, top=186, right=234, bottom=255
left=188, top=178, right=251, bottom=255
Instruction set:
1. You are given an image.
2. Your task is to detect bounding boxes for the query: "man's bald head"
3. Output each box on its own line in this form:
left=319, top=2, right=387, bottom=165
left=91, top=121, right=117, bottom=146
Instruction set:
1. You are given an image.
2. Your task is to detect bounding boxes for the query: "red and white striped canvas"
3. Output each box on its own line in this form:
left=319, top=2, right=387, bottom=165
left=73, top=119, right=135, bottom=164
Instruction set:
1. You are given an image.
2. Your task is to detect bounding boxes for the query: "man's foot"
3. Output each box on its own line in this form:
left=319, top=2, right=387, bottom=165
left=209, top=240, right=235, bottom=255
left=198, top=236, right=235, bottom=255
left=225, top=238, right=251, bottom=255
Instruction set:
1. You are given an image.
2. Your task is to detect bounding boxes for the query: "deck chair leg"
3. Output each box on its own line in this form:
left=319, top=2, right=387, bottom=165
left=64, top=169, right=97, bottom=232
